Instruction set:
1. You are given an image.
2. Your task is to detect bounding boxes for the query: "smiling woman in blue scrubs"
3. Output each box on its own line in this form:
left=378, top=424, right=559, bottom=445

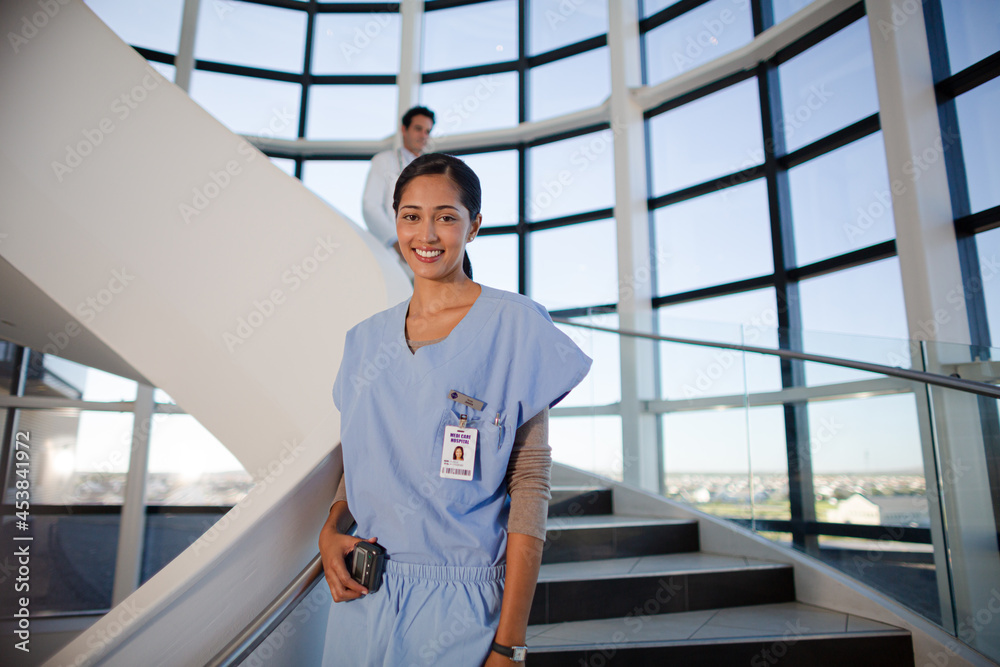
left=319, top=153, right=591, bottom=666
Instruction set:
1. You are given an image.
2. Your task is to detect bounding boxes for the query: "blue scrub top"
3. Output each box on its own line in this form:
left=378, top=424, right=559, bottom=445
left=333, top=284, right=592, bottom=568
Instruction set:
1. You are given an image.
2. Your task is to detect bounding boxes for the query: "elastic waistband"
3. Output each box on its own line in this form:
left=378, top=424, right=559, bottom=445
left=384, top=559, right=505, bottom=583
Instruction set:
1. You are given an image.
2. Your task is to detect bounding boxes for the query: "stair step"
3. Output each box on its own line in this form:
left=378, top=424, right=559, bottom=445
left=530, top=553, right=794, bottom=624
left=543, top=515, right=699, bottom=564
left=548, top=486, right=613, bottom=517
left=526, top=602, right=913, bottom=666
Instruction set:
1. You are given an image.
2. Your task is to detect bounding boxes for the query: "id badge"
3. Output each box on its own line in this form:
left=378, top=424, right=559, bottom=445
left=441, top=425, right=477, bottom=480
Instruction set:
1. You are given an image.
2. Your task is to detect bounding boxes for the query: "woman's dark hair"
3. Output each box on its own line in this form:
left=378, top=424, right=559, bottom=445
left=393, top=153, right=479, bottom=279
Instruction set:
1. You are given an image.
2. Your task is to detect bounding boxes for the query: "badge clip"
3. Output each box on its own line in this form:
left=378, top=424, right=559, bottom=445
left=459, top=414, right=468, bottom=428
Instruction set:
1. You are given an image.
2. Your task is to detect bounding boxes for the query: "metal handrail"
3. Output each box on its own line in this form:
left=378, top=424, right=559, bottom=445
left=208, top=319, right=1000, bottom=666
left=552, top=318, right=1000, bottom=400
left=205, top=554, right=323, bottom=667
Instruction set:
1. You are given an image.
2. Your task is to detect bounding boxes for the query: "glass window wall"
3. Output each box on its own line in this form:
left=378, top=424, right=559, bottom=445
left=422, top=0, right=517, bottom=73
left=644, top=0, right=754, bottom=86
left=460, top=151, right=520, bottom=227
left=466, top=234, right=519, bottom=294
left=189, top=71, right=301, bottom=139
left=647, top=77, right=764, bottom=195
left=4, top=409, right=134, bottom=505
left=975, top=227, right=1000, bottom=348
left=301, top=160, right=371, bottom=225
left=312, top=13, right=401, bottom=75
left=147, top=414, right=251, bottom=505
left=658, top=289, right=782, bottom=399
left=776, top=19, right=878, bottom=152
left=420, top=73, right=520, bottom=136
left=194, top=1, right=308, bottom=73
left=653, top=180, right=773, bottom=295
left=788, top=132, right=895, bottom=266
left=954, top=76, right=1000, bottom=214
left=529, top=47, right=611, bottom=122
left=528, top=131, right=615, bottom=221
left=529, top=0, right=607, bottom=54
left=939, top=0, right=1000, bottom=75
left=771, top=0, right=819, bottom=26
left=529, top=219, right=619, bottom=310
left=306, top=84, right=398, bottom=140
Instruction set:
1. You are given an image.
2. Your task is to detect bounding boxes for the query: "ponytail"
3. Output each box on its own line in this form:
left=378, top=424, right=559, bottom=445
left=462, top=251, right=473, bottom=279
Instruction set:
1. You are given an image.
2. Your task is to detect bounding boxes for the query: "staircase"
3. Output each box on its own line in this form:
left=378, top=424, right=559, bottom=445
left=530, top=487, right=914, bottom=666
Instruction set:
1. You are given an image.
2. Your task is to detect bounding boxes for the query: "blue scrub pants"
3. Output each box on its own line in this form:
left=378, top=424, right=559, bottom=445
left=322, top=560, right=504, bottom=666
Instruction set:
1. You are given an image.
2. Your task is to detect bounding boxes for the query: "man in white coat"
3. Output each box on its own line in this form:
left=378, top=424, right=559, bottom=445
left=362, top=106, right=435, bottom=262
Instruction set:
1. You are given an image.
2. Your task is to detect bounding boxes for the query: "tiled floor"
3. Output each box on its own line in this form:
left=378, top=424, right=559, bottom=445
left=527, top=602, right=904, bottom=649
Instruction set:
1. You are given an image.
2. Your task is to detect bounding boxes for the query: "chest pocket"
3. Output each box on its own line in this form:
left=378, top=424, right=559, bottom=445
left=433, top=404, right=510, bottom=508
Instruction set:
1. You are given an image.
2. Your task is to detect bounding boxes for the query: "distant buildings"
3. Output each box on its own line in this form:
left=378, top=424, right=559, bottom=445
left=827, top=493, right=930, bottom=527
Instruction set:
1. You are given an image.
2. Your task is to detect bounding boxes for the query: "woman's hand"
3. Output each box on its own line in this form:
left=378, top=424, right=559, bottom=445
left=319, top=529, right=377, bottom=602
left=318, top=504, right=377, bottom=603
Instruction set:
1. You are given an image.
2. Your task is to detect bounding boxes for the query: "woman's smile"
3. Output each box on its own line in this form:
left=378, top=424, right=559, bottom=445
left=414, top=247, right=444, bottom=261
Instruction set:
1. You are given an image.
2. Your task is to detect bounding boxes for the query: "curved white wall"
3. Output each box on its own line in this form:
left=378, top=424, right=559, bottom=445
left=0, top=1, right=410, bottom=664
left=0, top=0, right=410, bottom=477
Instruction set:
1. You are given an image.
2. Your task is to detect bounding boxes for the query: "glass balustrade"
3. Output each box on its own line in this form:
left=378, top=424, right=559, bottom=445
left=549, top=315, right=1000, bottom=663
